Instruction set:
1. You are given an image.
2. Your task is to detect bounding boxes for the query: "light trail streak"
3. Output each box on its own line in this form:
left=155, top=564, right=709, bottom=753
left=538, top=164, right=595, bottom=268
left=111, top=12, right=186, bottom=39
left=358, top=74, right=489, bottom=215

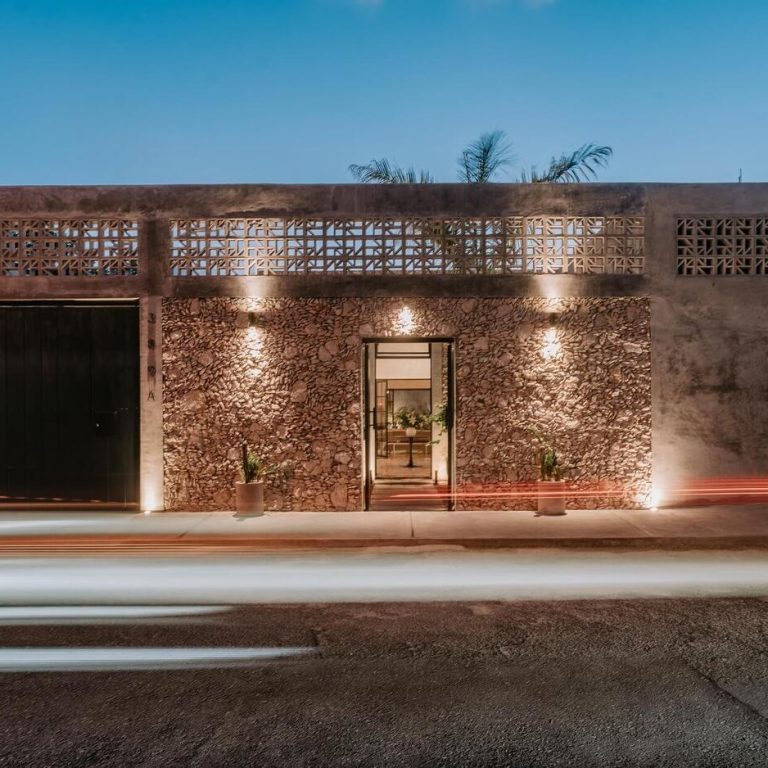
left=1, top=551, right=768, bottom=604
left=0, top=605, right=232, bottom=625
left=390, top=482, right=625, bottom=501
left=391, top=476, right=768, bottom=506
left=0, top=520, right=120, bottom=533
left=0, top=646, right=315, bottom=672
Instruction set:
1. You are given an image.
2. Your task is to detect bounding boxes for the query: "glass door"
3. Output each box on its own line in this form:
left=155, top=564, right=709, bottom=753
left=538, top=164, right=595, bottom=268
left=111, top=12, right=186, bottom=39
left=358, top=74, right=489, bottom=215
left=375, top=380, right=388, bottom=458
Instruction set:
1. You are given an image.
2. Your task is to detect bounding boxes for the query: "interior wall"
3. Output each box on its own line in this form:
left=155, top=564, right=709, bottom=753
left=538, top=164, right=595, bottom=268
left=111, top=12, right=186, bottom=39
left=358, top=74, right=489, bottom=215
left=392, top=389, right=430, bottom=413
left=375, top=356, right=430, bottom=380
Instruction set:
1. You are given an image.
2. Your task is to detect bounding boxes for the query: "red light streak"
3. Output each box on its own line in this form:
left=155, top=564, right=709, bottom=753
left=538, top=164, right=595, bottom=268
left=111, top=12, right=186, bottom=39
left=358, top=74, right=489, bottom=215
left=662, top=476, right=768, bottom=506
left=388, top=476, right=768, bottom=507
left=388, top=482, right=624, bottom=502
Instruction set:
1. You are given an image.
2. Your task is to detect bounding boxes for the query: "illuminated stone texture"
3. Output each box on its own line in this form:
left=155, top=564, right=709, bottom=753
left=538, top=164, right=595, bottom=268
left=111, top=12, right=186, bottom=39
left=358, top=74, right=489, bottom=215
left=162, top=297, right=650, bottom=511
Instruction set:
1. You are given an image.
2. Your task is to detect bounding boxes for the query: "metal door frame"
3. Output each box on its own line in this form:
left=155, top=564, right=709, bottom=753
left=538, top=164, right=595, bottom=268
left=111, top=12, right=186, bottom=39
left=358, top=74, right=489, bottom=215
left=362, top=336, right=456, bottom=511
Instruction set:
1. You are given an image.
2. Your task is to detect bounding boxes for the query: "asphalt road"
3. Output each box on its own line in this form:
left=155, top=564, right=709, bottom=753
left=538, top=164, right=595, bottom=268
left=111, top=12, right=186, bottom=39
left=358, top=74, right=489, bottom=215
left=3, top=598, right=768, bottom=767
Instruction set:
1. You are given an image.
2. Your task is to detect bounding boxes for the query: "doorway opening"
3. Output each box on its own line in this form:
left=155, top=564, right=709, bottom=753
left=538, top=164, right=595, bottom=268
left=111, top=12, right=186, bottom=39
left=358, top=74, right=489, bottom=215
left=363, top=339, right=454, bottom=511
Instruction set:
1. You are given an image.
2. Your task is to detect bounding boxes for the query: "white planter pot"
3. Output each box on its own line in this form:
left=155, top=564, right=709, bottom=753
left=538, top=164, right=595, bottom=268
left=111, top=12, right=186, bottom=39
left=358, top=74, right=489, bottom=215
left=236, top=481, right=265, bottom=515
left=536, top=480, right=566, bottom=516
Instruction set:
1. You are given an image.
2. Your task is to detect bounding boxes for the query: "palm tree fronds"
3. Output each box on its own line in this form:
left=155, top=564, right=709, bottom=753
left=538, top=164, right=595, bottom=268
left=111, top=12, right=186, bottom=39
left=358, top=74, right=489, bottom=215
left=519, top=143, right=613, bottom=183
left=457, top=130, right=514, bottom=183
left=349, top=159, right=434, bottom=184
left=350, top=140, right=612, bottom=185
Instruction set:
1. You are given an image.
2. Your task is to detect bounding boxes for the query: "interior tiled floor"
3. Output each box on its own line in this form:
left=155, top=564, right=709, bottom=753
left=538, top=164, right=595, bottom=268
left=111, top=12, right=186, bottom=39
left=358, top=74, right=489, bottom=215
left=376, top=451, right=433, bottom=480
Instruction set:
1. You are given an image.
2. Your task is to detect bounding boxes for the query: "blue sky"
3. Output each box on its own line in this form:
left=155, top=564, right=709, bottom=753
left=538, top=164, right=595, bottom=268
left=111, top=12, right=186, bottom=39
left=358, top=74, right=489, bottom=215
left=0, top=0, right=765, bottom=184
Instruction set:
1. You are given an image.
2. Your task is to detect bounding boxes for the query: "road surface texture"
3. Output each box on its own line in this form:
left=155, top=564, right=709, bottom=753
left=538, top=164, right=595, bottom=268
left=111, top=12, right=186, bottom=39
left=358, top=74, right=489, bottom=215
left=2, top=599, right=768, bottom=767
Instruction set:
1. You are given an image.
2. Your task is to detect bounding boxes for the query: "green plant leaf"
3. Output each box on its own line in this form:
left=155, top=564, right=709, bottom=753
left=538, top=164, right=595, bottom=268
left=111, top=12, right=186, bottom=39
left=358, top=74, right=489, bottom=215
left=457, top=130, right=514, bottom=183
left=349, top=159, right=434, bottom=184
left=518, top=144, right=613, bottom=184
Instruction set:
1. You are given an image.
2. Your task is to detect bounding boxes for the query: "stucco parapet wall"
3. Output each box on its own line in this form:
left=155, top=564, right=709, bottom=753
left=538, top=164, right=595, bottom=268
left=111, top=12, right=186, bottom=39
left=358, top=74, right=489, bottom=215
left=645, top=183, right=768, bottom=213
left=0, top=183, right=647, bottom=217
left=1, top=182, right=766, bottom=217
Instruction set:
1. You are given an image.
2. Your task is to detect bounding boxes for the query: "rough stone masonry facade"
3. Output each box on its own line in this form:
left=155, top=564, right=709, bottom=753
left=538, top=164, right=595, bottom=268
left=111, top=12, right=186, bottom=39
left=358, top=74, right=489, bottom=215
left=162, top=296, right=651, bottom=511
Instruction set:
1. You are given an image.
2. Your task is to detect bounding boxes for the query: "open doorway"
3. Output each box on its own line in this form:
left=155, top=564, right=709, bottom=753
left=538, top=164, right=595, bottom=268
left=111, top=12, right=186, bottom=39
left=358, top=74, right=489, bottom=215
left=363, top=339, right=454, bottom=511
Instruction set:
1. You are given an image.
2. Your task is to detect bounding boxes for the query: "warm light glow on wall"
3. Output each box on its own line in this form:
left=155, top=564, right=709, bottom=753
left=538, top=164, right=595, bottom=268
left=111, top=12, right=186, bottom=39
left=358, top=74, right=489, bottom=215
left=396, top=306, right=415, bottom=335
left=543, top=285, right=564, bottom=305
left=141, top=486, right=162, bottom=513
left=649, top=487, right=663, bottom=511
left=541, top=327, right=561, bottom=359
left=246, top=326, right=263, bottom=356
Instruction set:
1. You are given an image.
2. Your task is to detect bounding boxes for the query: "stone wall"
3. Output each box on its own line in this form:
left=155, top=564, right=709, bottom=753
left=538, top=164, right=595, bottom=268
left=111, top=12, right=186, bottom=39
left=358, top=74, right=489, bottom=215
left=162, top=297, right=651, bottom=511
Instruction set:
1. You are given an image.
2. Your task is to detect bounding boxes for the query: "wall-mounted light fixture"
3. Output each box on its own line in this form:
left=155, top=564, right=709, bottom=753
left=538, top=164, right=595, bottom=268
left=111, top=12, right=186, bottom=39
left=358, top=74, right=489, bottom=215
left=545, top=311, right=559, bottom=327
left=248, top=310, right=266, bottom=328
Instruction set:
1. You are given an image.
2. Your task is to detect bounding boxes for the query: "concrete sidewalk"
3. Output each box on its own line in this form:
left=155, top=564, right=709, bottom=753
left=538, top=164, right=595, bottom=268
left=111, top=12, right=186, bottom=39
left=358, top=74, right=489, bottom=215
left=2, top=505, right=768, bottom=549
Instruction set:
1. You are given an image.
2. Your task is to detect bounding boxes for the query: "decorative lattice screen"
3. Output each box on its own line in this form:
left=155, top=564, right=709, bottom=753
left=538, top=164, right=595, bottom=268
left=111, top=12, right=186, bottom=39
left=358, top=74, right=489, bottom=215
left=170, top=216, right=645, bottom=277
left=677, top=217, right=768, bottom=275
left=0, top=219, right=139, bottom=277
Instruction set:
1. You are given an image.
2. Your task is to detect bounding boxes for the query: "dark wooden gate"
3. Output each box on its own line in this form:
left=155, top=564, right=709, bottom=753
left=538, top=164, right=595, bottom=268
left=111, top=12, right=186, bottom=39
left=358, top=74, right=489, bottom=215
left=0, top=302, right=139, bottom=508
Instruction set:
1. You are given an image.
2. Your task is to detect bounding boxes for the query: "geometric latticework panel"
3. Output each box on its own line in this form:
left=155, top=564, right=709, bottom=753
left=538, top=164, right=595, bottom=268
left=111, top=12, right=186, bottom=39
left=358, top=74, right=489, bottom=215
left=170, top=216, right=645, bottom=277
left=677, top=217, right=768, bottom=275
left=0, top=219, right=139, bottom=277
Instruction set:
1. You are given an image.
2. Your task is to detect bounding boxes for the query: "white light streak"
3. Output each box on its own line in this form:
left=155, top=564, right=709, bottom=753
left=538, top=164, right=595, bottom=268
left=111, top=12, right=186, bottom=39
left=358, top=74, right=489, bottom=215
left=0, top=646, right=314, bottom=672
left=2, top=552, right=768, bottom=605
left=0, top=605, right=231, bottom=625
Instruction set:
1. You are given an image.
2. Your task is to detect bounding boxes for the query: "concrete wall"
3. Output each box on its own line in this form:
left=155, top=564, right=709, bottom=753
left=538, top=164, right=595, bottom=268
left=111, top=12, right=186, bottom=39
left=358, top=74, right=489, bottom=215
left=644, top=186, right=768, bottom=505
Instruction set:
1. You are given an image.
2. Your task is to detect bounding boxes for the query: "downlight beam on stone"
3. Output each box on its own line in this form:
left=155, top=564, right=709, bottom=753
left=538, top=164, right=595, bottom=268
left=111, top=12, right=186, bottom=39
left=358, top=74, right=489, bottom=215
left=541, top=327, right=562, bottom=360
left=395, top=306, right=415, bottom=335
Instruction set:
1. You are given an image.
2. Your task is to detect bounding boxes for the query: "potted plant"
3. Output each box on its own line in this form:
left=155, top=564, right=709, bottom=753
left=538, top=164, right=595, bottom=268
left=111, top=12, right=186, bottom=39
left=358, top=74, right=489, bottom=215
left=235, top=443, right=273, bottom=515
left=533, top=434, right=567, bottom=516
left=394, top=406, right=431, bottom=431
